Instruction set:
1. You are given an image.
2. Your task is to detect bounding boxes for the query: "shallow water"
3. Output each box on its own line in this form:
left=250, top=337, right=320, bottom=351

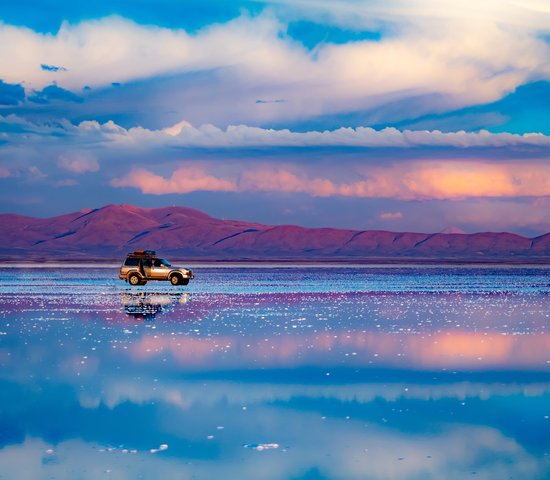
left=0, top=265, right=548, bottom=479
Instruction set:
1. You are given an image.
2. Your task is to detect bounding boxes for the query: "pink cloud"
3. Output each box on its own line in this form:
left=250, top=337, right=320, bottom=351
left=446, top=198, right=550, bottom=231
left=55, top=179, right=78, bottom=187
left=111, top=166, right=237, bottom=194
left=379, top=212, right=403, bottom=220
left=240, top=168, right=338, bottom=196
left=112, top=161, right=550, bottom=200
left=58, top=152, right=99, bottom=174
left=28, top=166, right=47, bottom=179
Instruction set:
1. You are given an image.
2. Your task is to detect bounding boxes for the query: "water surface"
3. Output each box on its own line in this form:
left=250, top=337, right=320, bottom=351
left=0, top=265, right=548, bottom=479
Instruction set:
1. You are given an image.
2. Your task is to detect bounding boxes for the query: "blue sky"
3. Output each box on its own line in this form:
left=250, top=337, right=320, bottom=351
left=1, top=0, right=550, bottom=235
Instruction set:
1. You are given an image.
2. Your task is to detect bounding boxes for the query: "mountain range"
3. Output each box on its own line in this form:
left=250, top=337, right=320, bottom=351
left=1, top=204, right=549, bottom=262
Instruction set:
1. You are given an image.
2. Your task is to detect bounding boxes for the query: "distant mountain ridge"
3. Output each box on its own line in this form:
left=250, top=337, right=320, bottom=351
left=1, top=204, right=549, bottom=262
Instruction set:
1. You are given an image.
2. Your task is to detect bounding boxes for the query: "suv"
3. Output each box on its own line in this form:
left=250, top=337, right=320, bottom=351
left=119, top=250, right=194, bottom=286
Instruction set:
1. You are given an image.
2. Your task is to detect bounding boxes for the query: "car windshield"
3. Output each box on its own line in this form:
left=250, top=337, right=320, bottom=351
left=160, top=259, right=171, bottom=267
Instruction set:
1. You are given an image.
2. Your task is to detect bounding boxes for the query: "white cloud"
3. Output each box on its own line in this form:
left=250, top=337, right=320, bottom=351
left=4, top=114, right=550, bottom=150
left=0, top=5, right=548, bottom=122
left=264, top=0, right=550, bottom=31
left=92, top=120, right=550, bottom=148
left=4, top=114, right=547, bottom=149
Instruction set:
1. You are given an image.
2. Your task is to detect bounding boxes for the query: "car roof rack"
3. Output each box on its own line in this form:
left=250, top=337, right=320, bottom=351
left=128, top=250, right=157, bottom=257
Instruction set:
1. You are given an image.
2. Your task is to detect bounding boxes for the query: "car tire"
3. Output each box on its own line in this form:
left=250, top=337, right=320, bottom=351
left=129, top=274, right=141, bottom=286
left=170, top=275, right=181, bottom=286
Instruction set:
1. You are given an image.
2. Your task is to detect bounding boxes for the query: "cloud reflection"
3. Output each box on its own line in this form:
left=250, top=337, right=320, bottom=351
left=129, top=330, right=550, bottom=370
left=0, top=417, right=544, bottom=480
left=79, top=378, right=550, bottom=411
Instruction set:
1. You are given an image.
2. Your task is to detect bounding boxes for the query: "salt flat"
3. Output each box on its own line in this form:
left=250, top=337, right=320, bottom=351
left=0, top=266, right=548, bottom=479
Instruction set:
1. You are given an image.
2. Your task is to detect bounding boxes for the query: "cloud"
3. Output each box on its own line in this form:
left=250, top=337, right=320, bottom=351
left=162, top=120, right=193, bottom=137
left=40, top=64, right=67, bottom=72
left=80, top=119, right=550, bottom=149
left=255, top=98, right=285, bottom=104
left=110, top=166, right=346, bottom=197
left=444, top=198, right=550, bottom=231
left=0, top=79, right=25, bottom=105
left=0, top=113, right=548, bottom=233
left=55, top=179, right=78, bottom=187
left=27, top=166, right=47, bottom=179
left=0, top=8, right=549, bottom=123
left=267, top=0, right=550, bottom=29
left=57, top=152, right=99, bottom=174
left=397, top=163, right=550, bottom=200
left=3, top=114, right=550, bottom=150
left=111, top=167, right=237, bottom=194
left=380, top=212, right=403, bottom=220
left=113, top=161, right=550, bottom=200
left=112, top=121, right=550, bottom=148
left=28, top=84, right=83, bottom=104
left=0, top=166, right=11, bottom=178
left=241, top=168, right=338, bottom=196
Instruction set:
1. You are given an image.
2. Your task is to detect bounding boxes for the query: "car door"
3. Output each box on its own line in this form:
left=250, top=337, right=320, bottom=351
left=150, top=258, right=169, bottom=279
left=142, top=258, right=153, bottom=278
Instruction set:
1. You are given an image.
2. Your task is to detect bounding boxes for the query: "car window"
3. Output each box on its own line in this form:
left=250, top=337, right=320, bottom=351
left=153, top=259, right=162, bottom=267
left=143, top=259, right=152, bottom=267
left=160, top=259, right=171, bottom=267
left=124, top=258, right=140, bottom=267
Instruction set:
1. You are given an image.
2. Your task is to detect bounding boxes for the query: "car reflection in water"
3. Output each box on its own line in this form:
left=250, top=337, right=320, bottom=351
left=121, top=292, right=189, bottom=320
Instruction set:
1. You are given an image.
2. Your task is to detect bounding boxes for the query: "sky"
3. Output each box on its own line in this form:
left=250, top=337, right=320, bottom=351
left=1, top=0, right=550, bottom=235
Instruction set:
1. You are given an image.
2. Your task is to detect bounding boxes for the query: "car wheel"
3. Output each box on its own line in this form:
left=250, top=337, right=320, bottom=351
left=129, top=274, right=141, bottom=286
left=170, top=275, right=181, bottom=286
